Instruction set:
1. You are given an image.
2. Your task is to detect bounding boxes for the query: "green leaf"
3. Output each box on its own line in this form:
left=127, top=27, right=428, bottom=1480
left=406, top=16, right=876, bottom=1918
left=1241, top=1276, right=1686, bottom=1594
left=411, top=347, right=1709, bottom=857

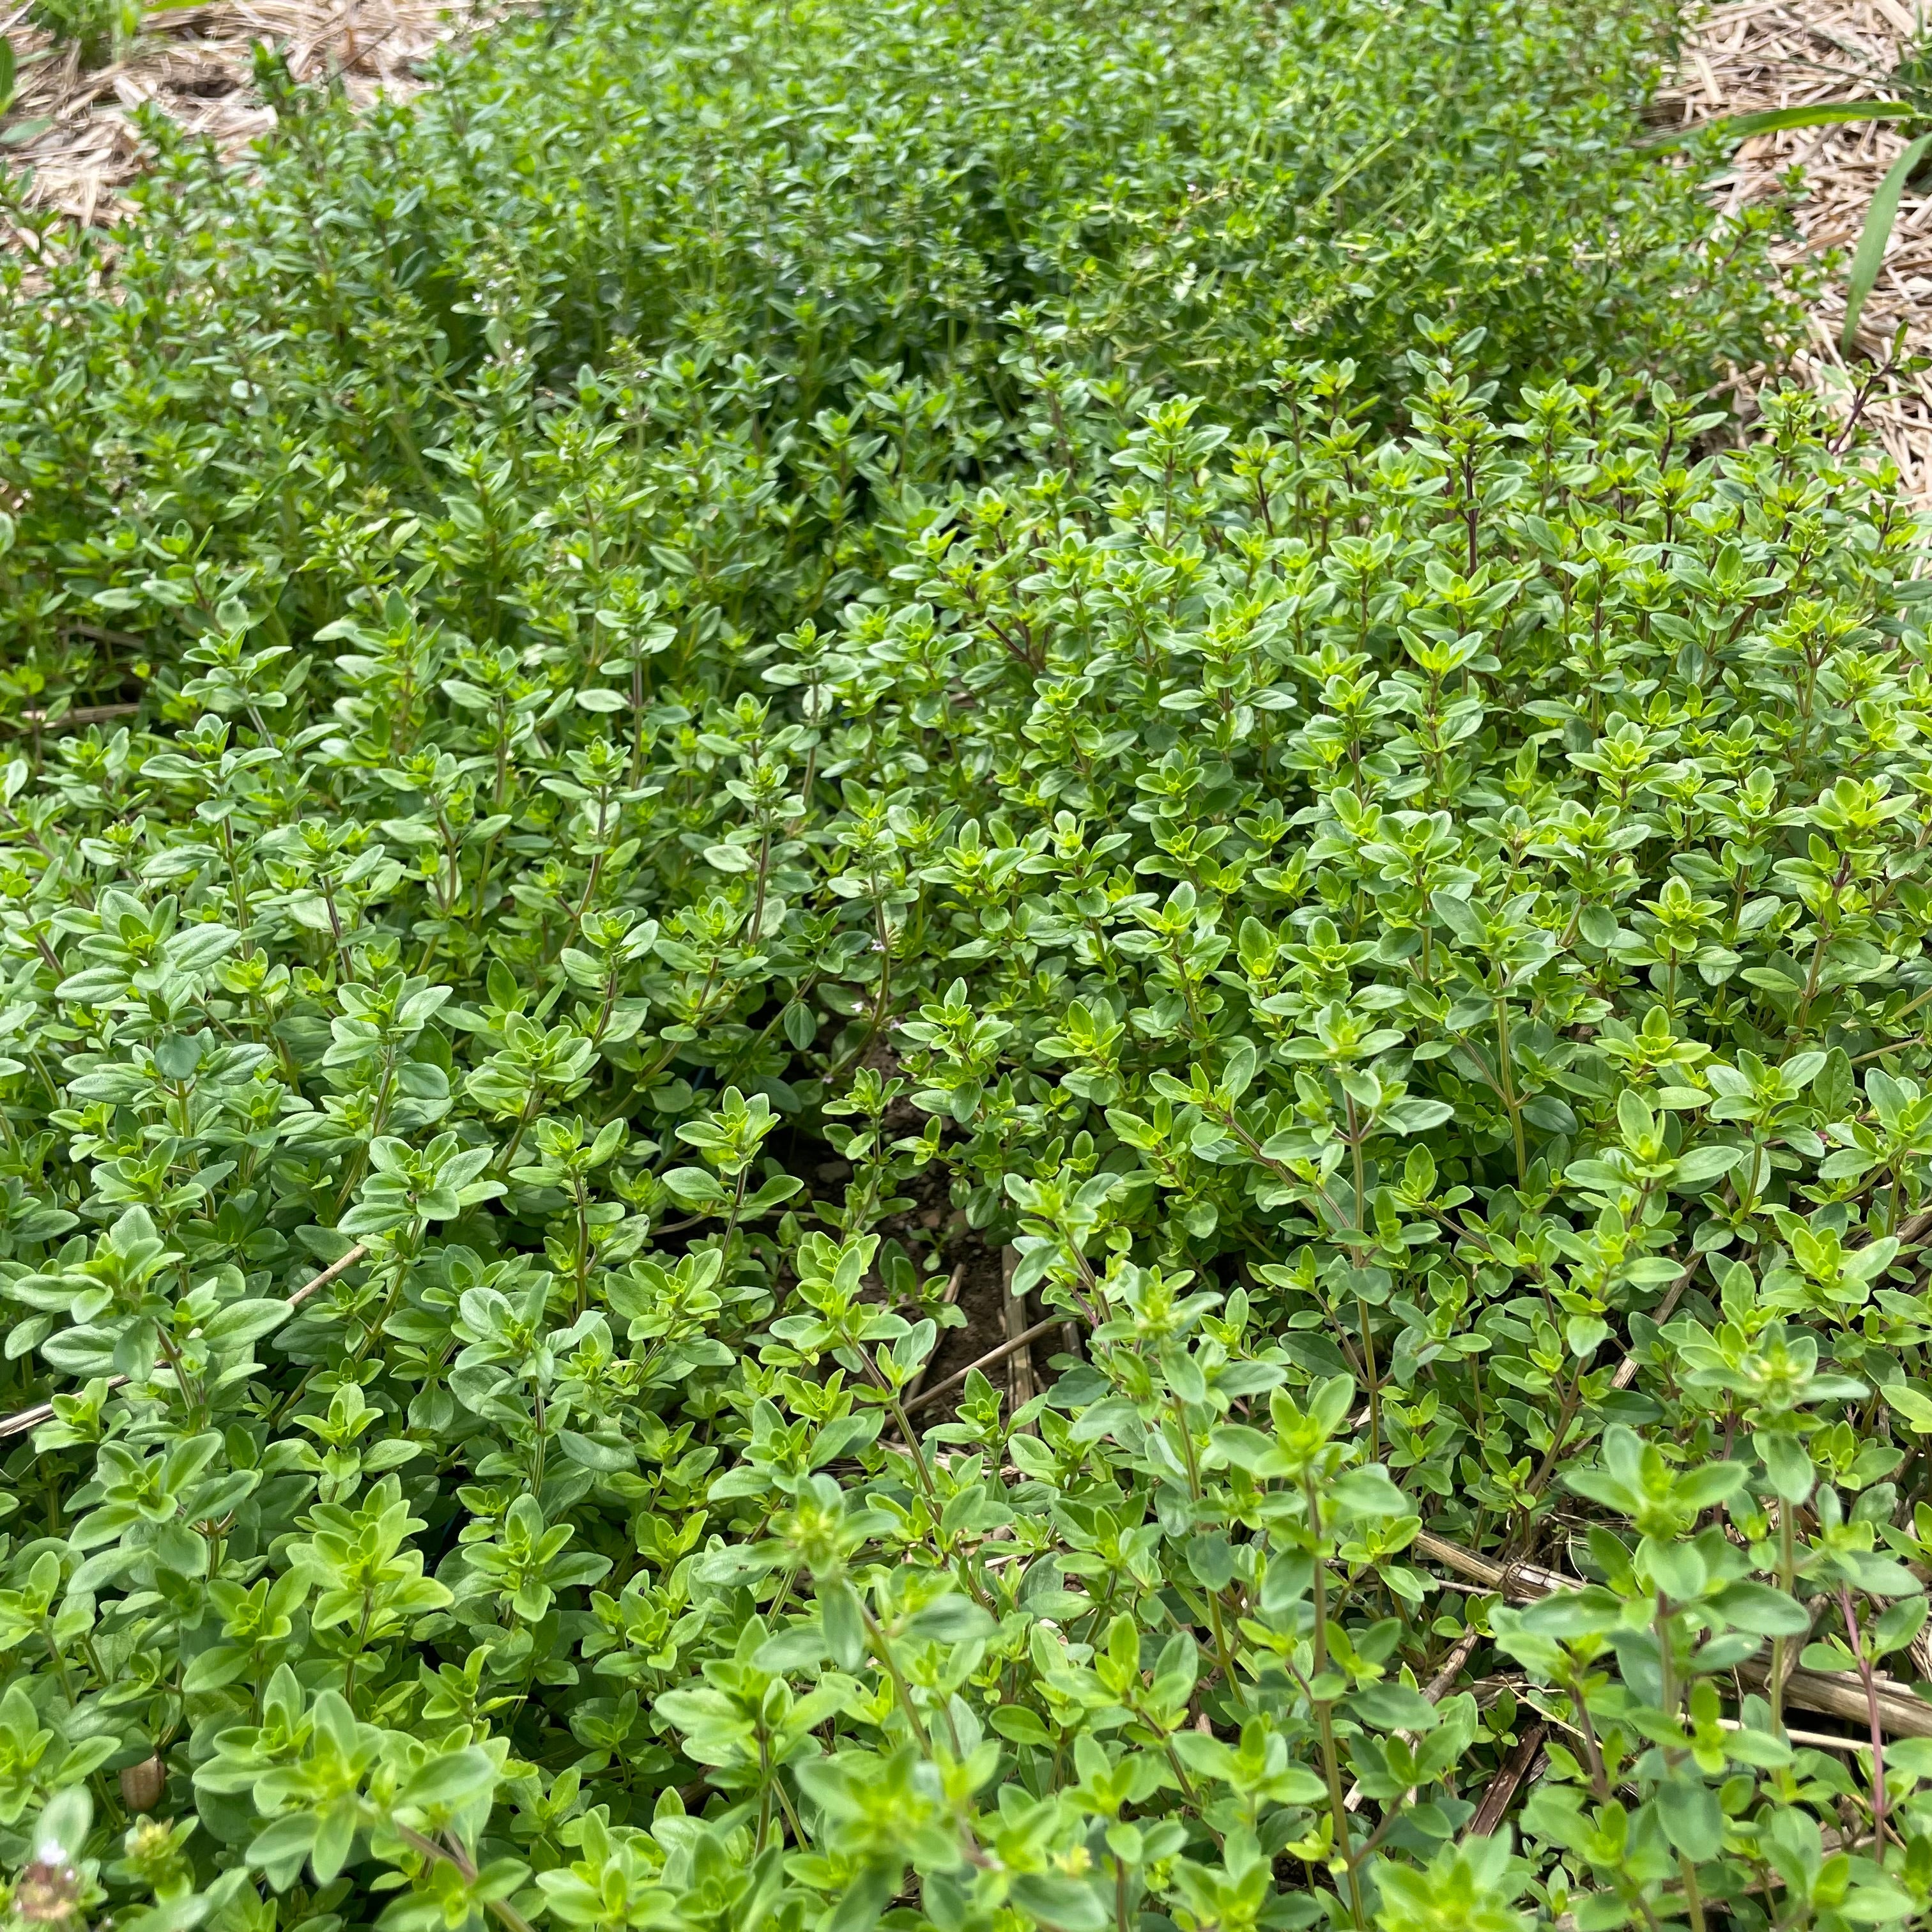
left=34, top=1787, right=92, bottom=1863
left=181, top=1644, right=251, bottom=1693
left=203, top=1298, right=292, bottom=1349
left=989, top=1704, right=1053, bottom=1746
left=1709, top=1581, right=1809, bottom=1636
left=557, top=1429, right=636, bottom=1473
left=1009, top=1873, right=1108, bottom=1932
left=903, top=1595, right=996, bottom=1644
left=1880, top=1381, right=1932, bottom=1432
left=661, top=1167, right=732, bottom=1209
left=247, top=1813, right=318, bottom=1890
left=1754, top=1429, right=1817, bottom=1505
left=1844, top=130, right=1932, bottom=352
left=1647, top=101, right=1916, bottom=150
left=1655, top=1774, right=1724, bottom=1861
left=820, top=1580, right=865, bottom=1672
left=399, top=1746, right=500, bottom=1813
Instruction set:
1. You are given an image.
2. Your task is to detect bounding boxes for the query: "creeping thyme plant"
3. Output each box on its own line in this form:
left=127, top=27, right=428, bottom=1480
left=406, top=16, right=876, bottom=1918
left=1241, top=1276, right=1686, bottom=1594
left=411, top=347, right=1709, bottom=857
left=3, top=1, right=1932, bottom=1931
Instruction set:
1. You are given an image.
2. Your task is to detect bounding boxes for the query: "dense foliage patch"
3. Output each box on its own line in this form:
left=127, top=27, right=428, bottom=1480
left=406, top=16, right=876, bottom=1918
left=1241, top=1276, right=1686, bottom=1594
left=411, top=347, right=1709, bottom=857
left=2, top=330, right=1932, bottom=1932
left=0, top=2, right=1924, bottom=1931
left=0, top=0, right=1805, bottom=722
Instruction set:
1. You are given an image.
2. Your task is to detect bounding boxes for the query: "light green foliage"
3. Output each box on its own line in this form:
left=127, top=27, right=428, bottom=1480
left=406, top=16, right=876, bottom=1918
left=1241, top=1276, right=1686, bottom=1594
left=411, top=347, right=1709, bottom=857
left=0, top=327, right=1928, bottom=1930
left=0, top=1, right=1915, bottom=1929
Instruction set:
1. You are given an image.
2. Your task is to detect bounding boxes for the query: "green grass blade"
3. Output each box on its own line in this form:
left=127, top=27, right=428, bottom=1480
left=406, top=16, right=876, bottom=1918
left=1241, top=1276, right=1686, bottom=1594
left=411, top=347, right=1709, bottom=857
left=1843, top=128, right=1932, bottom=351
left=1645, top=99, right=1914, bottom=149
left=0, top=36, right=13, bottom=119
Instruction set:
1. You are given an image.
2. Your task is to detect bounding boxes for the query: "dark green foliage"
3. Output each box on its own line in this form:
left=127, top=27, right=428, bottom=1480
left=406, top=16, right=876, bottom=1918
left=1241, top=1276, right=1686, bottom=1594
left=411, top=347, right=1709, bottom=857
left=0, top=0, right=1805, bottom=721
left=22, top=0, right=136, bottom=70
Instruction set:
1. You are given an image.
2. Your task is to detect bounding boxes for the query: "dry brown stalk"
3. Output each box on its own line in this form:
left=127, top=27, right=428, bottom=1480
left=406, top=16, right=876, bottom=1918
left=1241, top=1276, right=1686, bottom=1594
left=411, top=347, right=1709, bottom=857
left=1001, top=1243, right=1037, bottom=1431
left=900, top=1261, right=964, bottom=1405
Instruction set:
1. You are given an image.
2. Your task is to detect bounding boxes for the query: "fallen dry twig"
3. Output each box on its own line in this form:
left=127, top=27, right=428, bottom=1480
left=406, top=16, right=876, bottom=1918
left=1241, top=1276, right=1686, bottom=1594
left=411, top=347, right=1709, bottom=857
left=1469, top=1722, right=1550, bottom=1837
left=901, top=1314, right=1063, bottom=1417
left=0, top=1239, right=368, bottom=1438
left=900, top=1260, right=965, bottom=1405
left=1415, top=1528, right=1932, bottom=1739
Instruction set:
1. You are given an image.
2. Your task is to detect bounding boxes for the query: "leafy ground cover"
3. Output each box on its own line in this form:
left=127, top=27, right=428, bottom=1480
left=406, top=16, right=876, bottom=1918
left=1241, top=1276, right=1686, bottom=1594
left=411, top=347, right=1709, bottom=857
left=3, top=2, right=1930, bottom=1932
left=0, top=0, right=1807, bottom=723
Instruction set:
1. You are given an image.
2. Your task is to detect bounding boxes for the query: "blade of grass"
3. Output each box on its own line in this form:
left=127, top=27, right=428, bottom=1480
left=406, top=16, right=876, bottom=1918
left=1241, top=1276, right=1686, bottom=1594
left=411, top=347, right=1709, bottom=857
left=1844, top=129, right=1932, bottom=353
left=1645, top=100, right=1913, bottom=150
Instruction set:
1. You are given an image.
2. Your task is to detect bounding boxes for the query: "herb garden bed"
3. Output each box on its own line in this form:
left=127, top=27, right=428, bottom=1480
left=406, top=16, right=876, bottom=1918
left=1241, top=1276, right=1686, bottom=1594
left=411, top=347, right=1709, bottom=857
left=0, top=4, right=1928, bottom=1931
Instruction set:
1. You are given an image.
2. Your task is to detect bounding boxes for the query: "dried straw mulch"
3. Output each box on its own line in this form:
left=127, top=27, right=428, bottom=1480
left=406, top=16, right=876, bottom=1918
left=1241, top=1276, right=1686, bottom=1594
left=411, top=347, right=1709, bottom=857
left=1660, top=0, right=1932, bottom=493
left=0, top=0, right=496, bottom=233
